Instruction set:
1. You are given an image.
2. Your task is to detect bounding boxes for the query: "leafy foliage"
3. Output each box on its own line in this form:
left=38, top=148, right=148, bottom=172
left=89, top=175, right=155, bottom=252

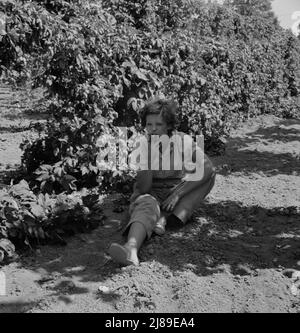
left=0, top=179, right=105, bottom=262
left=2, top=1, right=299, bottom=146
left=2, top=0, right=299, bottom=184
left=0, top=0, right=300, bottom=258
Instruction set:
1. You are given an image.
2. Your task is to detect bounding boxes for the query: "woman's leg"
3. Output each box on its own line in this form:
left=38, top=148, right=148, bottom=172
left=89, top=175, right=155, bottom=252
left=109, top=194, right=160, bottom=266
left=123, top=222, right=147, bottom=265
left=169, top=172, right=216, bottom=226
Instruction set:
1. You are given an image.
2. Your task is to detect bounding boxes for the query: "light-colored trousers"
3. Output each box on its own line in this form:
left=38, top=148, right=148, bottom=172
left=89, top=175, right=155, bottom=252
left=122, top=173, right=216, bottom=239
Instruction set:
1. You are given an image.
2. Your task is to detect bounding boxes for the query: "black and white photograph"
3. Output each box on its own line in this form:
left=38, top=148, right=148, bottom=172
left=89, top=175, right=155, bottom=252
left=0, top=0, right=300, bottom=316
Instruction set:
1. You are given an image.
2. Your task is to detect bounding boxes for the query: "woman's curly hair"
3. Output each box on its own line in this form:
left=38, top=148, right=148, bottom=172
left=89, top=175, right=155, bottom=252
left=139, top=98, right=178, bottom=135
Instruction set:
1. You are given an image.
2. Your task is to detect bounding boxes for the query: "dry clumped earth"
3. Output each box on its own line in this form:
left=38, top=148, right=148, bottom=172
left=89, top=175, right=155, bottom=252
left=0, top=84, right=300, bottom=313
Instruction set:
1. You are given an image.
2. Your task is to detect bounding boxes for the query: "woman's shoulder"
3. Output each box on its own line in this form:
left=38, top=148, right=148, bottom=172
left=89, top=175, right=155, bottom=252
left=172, top=130, right=185, bottom=137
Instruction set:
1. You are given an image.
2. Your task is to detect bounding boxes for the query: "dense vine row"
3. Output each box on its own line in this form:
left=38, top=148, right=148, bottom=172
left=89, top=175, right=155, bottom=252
left=0, top=0, right=299, bottom=259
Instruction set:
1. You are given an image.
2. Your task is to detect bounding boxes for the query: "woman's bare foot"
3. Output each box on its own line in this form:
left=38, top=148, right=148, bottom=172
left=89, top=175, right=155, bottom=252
left=108, top=243, right=139, bottom=266
left=124, top=243, right=139, bottom=265
left=154, top=216, right=167, bottom=235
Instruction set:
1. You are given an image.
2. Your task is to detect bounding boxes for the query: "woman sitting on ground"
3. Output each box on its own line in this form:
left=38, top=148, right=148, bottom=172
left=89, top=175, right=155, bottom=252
left=109, top=98, right=216, bottom=266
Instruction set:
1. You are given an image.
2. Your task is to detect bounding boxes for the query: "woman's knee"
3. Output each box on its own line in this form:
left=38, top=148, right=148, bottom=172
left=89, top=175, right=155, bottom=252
left=191, top=170, right=216, bottom=190
left=129, top=194, right=160, bottom=219
left=209, top=167, right=216, bottom=182
left=201, top=171, right=216, bottom=196
left=130, top=193, right=155, bottom=210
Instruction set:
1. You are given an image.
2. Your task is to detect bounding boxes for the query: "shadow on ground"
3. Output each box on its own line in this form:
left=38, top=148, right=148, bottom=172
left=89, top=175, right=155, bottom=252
left=145, top=201, right=300, bottom=276
left=7, top=116, right=300, bottom=303
left=0, top=299, right=41, bottom=313
left=214, top=117, right=300, bottom=176
left=15, top=198, right=300, bottom=296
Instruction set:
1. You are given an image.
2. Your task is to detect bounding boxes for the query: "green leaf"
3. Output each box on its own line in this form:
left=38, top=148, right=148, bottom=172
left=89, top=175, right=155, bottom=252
left=41, top=181, right=47, bottom=190
left=36, top=173, right=50, bottom=182
left=38, top=228, right=45, bottom=239
left=0, top=250, right=4, bottom=262
left=40, top=165, right=53, bottom=171
left=81, top=166, right=89, bottom=176
left=23, top=209, right=36, bottom=220
left=135, top=69, right=148, bottom=81
left=60, top=175, right=77, bottom=191
left=0, top=239, right=15, bottom=257
left=30, top=203, right=46, bottom=219
left=131, top=99, right=138, bottom=111
left=123, top=76, right=131, bottom=88
left=199, top=78, right=207, bottom=85
left=28, top=226, right=33, bottom=235
left=121, top=61, right=135, bottom=68
left=37, top=193, right=44, bottom=206
left=33, top=228, right=39, bottom=239
left=54, top=147, right=60, bottom=156
left=54, top=167, right=63, bottom=177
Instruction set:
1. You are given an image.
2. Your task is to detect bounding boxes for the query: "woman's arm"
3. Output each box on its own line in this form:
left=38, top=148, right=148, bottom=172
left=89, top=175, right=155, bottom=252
left=175, top=153, right=215, bottom=199
left=161, top=153, right=215, bottom=212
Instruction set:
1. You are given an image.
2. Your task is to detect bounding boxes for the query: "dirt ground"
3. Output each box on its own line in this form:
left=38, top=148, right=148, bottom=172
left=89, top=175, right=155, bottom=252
left=0, top=84, right=300, bottom=313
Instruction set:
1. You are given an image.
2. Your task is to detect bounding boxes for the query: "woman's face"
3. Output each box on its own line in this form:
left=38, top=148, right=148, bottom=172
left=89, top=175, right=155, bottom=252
left=145, top=114, right=170, bottom=136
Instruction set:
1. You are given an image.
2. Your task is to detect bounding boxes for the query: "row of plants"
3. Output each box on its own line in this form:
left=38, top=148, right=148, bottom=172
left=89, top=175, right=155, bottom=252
left=0, top=179, right=105, bottom=263
left=0, top=0, right=299, bottom=259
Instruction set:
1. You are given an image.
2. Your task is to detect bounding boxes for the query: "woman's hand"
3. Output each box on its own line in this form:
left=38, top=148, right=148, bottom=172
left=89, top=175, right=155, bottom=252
left=161, top=193, right=180, bottom=212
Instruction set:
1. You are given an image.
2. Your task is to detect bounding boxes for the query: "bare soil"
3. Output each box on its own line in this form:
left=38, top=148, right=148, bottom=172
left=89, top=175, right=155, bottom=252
left=0, top=84, right=300, bottom=313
